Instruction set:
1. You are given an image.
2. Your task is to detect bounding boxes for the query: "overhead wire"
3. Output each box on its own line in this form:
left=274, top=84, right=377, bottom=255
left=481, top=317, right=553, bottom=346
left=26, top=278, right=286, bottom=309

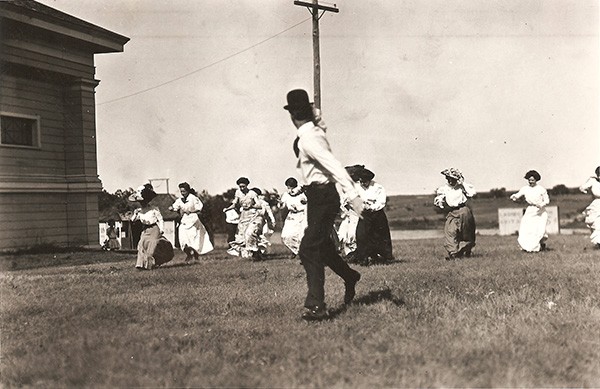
left=97, top=17, right=311, bottom=106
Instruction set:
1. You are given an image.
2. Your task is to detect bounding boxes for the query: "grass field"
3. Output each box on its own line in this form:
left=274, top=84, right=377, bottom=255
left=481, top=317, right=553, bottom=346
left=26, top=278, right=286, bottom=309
left=1, top=234, right=599, bottom=387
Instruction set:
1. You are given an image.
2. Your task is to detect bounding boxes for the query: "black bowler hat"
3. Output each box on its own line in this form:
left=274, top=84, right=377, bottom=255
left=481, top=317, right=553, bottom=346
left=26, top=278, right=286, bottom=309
left=284, top=89, right=312, bottom=111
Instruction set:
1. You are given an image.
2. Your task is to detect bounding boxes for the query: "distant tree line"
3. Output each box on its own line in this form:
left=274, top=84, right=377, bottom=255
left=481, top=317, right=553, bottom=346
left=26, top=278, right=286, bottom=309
left=475, top=185, right=579, bottom=199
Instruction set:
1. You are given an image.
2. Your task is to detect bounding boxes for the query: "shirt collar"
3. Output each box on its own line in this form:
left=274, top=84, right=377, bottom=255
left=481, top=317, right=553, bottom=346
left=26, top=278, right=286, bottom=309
left=297, top=121, right=316, bottom=138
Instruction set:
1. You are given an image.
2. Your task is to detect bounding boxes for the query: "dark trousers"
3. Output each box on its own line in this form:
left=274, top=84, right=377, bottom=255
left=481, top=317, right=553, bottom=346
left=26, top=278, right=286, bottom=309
left=354, top=209, right=394, bottom=261
left=299, top=183, right=358, bottom=308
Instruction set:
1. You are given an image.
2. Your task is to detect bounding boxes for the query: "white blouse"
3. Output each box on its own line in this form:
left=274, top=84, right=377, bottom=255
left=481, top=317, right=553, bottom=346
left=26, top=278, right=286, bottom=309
left=435, top=183, right=476, bottom=208
left=511, top=185, right=550, bottom=208
left=580, top=177, right=600, bottom=198
left=131, top=206, right=164, bottom=232
left=359, top=181, right=387, bottom=212
left=171, top=194, right=204, bottom=227
left=281, top=191, right=307, bottom=213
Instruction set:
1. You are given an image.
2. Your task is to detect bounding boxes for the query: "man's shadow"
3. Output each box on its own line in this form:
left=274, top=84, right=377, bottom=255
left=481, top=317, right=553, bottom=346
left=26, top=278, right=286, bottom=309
left=326, top=288, right=405, bottom=320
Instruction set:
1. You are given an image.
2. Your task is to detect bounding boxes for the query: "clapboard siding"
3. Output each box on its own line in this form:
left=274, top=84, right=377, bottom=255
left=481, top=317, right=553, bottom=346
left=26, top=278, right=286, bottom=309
left=0, top=191, right=98, bottom=247
left=1, top=73, right=67, bottom=177
left=0, top=232, right=70, bottom=248
left=1, top=94, right=65, bottom=115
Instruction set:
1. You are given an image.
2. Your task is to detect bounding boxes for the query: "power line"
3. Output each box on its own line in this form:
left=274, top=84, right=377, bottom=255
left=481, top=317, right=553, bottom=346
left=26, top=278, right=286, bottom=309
left=97, top=18, right=311, bottom=106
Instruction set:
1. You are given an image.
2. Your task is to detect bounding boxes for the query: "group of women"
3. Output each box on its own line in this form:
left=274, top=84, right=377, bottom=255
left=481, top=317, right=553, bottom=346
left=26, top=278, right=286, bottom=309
left=129, top=182, right=213, bottom=270
left=224, top=168, right=396, bottom=266
left=435, top=166, right=600, bottom=260
left=127, top=165, right=600, bottom=270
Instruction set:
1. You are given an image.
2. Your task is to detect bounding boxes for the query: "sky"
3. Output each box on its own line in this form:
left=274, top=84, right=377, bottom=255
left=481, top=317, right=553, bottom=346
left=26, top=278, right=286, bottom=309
left=38, top=0, right=599, bottom=196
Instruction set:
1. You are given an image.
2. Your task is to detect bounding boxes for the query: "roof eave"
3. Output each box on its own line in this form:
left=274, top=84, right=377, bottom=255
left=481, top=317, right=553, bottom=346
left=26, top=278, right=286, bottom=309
left=0, top=6, right=129, bottom=53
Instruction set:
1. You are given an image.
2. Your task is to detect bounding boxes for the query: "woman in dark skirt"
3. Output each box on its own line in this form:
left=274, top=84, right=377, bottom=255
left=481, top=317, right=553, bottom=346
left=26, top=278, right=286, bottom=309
left=347, top=167, right=394, bottom=265
left=129, top=184, right=174, bottom=269
left=434, top=168, right=477, bottom=260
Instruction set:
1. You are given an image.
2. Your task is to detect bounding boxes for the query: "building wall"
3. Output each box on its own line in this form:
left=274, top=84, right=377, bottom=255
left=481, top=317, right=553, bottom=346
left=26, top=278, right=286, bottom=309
left=0, top=3, right=127, bottom=251
left=0, top=46, right=101, bottom=250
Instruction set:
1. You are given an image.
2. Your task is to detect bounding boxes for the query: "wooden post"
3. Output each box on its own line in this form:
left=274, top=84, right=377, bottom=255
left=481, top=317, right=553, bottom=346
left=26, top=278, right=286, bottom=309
left=293, top=1, right=339, bottom=110
left=312, top=1, right=321, bottom=109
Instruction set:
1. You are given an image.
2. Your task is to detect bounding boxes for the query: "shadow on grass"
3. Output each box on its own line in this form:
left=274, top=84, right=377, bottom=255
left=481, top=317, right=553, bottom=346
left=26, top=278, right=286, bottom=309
left=326, top=288, right=405, bottom=320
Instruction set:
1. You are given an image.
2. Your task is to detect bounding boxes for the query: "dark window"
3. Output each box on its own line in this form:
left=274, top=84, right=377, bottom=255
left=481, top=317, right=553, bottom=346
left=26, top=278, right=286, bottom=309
left=0, top=114, right=40, bottom=148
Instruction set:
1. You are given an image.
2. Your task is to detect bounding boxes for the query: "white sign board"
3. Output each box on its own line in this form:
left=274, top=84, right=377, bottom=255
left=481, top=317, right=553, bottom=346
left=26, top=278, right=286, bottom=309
left=498, top=206, right=560, bottom=236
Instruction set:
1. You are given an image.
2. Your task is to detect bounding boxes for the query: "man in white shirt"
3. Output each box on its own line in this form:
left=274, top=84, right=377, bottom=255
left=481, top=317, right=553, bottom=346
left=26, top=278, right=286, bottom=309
left=284, top=89, right=364, bottom=321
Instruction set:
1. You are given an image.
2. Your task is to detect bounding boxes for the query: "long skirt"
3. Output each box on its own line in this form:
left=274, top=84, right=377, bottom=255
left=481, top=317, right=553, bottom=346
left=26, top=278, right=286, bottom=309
left=258, top=223, right=274, bottom=254
left=337, top=213, right=359, bottom=255
left=584, top=198, right=600, bottom=245
left=107, top=238, right=120, bottom=250
left=229, top=209, right=263, bottom=258
left=444, top=206, right=476, bottom=257
left=178, top=214, right=213, bottom=255
left=136, top=225, right=174, bottom=269
left=281, top=210, right=307, bottom=255
left=517, top=205, right=548, bottom=252
left=354, top=209, right=394, bottom=261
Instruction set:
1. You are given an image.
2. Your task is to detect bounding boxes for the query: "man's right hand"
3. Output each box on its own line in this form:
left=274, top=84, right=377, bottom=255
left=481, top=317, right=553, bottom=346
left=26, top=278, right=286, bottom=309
left=350, top=196, right=364, bottom=218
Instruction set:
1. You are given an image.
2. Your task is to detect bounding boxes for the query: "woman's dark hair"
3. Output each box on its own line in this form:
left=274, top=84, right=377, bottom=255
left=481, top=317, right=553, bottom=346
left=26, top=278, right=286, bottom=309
left=178, top=182, right=197, bottom=196
left=236, top=177, right=250, bottom=185
left=140, top=186, right=157, bottom=202
left=251, top=187, right=262, bottom=196
left=285, top=177, right=298, bottom=188
left=524, top=170, right=541, bottom=181
left=595, top=166, right=600, bottom=177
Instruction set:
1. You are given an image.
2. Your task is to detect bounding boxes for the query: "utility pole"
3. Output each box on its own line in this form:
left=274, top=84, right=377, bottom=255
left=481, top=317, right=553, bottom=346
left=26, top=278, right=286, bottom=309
left=293, top=1, right=339, bottom=109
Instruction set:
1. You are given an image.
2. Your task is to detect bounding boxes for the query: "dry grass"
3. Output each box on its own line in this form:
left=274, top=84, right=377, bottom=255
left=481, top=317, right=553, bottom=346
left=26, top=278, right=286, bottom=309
left=1, top=234, right=599, bottom=387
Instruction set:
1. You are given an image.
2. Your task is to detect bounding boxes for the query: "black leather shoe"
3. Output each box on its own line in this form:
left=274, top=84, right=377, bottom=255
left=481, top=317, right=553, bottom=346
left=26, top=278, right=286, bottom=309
left=344, top=271, right=361, bottom=304
left=301, top=305, right=328, bottom=321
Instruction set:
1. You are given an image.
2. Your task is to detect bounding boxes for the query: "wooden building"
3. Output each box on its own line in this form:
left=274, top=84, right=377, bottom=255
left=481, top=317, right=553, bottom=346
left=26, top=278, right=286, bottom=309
left=0, top=1, right=129, bottom=249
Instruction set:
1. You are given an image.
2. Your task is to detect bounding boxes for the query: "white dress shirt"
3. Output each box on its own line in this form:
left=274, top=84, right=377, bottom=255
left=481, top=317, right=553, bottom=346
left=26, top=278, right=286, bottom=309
left=296, top=122, right=359, bottom=199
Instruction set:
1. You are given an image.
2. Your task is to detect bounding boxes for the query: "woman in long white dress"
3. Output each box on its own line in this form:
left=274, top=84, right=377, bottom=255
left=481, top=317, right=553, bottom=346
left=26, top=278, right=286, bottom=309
left=169, top=182, right=213, bottom=261
left=279, top=177, right=307, bottom=257
left=224, top=177, right=262, bottom=259
left=579, top=166, right=600, bottom=248
left=510, top=170, right=550, bottom=252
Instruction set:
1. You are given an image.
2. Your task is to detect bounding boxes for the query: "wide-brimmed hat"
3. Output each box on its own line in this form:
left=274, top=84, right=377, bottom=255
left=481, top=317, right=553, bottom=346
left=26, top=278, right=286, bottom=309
left=345, top=164, right=365, bottom=181
left=441, top=168, right=463, bottom=181
left=357, top=167, right=375, bottom=182
left=128, top=184, right=157, bottom=202
left=284, top=89, right=312, bottom=111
